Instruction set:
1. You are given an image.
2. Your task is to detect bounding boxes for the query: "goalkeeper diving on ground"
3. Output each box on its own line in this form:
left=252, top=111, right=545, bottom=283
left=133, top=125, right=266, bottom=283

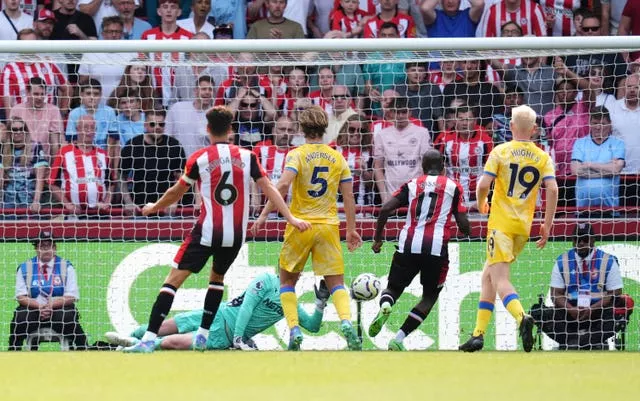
left=105, top=272, right=329, bottom=351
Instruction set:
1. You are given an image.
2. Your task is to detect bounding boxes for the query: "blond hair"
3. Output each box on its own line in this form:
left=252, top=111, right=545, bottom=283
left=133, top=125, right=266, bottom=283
left=299, top=105, right=328, bottom=139
left=510, top=105, right=537, bottom=139
left=2, top=118, right=33, bottom=175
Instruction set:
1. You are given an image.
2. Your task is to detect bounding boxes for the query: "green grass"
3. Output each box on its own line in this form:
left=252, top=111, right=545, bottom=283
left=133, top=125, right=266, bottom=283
left=0, top=352, right=638, bottom=401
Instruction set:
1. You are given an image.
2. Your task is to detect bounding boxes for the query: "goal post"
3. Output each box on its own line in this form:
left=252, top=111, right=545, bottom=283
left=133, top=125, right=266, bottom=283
left=0, top=37, right=639, bottom=351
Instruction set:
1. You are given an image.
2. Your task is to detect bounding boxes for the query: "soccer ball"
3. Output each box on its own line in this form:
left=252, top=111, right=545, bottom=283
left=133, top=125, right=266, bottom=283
left=350, top=273, right=381, bottom=301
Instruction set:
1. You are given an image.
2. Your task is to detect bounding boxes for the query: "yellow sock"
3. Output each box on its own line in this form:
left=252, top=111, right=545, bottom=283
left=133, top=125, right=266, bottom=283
left=331, top=286, right=351, bottom=321
left=472, top=301, right=494, bottom=337
left=279, top=286, right=299, bottom=328
left=503, top=293, right=525, bottom=325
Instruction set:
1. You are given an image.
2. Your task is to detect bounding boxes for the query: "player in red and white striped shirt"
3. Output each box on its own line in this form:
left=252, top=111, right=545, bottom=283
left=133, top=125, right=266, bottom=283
left=363, top=0, right=416, bottom=38
left=141, top=0, right=193, bottom=107
left=125, top=106, right=311, bottom=353
left=49, top=115, right=112, bottom=213
left=1, top=60, right=70, bottom=113
left=369, top=149, right=470, bottom=350
left=477, top=0, right=547, bottom=37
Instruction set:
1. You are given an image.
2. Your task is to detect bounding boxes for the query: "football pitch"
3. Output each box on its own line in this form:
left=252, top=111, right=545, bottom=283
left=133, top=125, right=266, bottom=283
left=1, top=351, right=637, bottom=400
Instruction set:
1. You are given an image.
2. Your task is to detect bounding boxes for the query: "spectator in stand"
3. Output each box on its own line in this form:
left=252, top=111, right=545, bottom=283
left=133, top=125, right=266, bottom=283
left=165, top=75, right=215, bottom=157
left=571, top=106, right=625, bottom=211
left=543, top=79, right=590, bottom=176
left=363, top=0, right=416, bottom=38
left=33, top=8, right=56, bottom=40
left=332, top=0, right=378, bottom=16
left=9, top=231, right=88, bottom=351
left=114, top=0, right=151, bottom=40
left=78, top=16, right=129, bottom=107
left=141, top=0, right=194, bottom=107
left=335, top=114, right=373, bottom=206
left=373, top=96, right=432, bottom=203
left=585, top=64, right=617, bottom=109
left=51, top=0, right=97, bottom=40
left=110, top=87, right=145, bottom=174
left=229, top=87, right=277, bottom=148
left=327, top=85, right=358, bottom=144
left=215, top=52, right=272, bottom=106
left=620, top=1, right=640, bottom=62
left=434, top=106, right=492, bottom=208
left=9, top=77, right=64, bottom=161
left=443, top=59, right=503, bottom=126
left=0, top=0, right=33, bottom=41
left=308, top=0, right=336, bottom=38
left=491, top=84, right=524, bottom=145
left=66, top=79, right=118, bottom=150
left=400, top=0, right=427, bottom=37
left=281, top=68, right=311, bottom=116
left=602, top=0, right=627, bottom=36
left=311, top=33, right=366, bottom=99
left=428, top=60, right=463, bottom=94
left=395, top=61, right=443, bottom=134
left=120, top=109, right=186, bottom=214
left=489, top=54, right=555, bottom=117
left=209, top=0, right=247, bottom=39
left=421, top=0, right=484, bottom=39
left=606, top=73, right=640, bottom=173
left=247, top=0, right=305, bottom=39
left=0, top=118, right=48, bottom=215
left=530, top=223, right=632, bottom=350
left=485, top=21, right=523, bottom=85
left=50, top=115, right=113, bottom=214
left=309, top=66, right=335, bottom=114
left=283, top=0, right=314, bottom=37
left=108, top=62, right=158, bottom=113
left=330, top=0, right=370, bottom=37
left=174, top=32, right=229, bottom=105
left=538, top=0, right=580, bottom=36
left=562, top=11, right=627, bottom=91
left=177, top=0, right=215, bottom=38
left=476, top=0, right=546, bottom=37
left=371, top=89, right=424, bottom=135
left=363, top=22, right=410, bottom=116
left=440, top=97, right=466, bottom=133
left=78, top=0, right=127, bottom=30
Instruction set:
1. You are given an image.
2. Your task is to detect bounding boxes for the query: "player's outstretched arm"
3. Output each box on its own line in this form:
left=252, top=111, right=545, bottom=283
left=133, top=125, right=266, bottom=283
left=372, top=197, right=402, bottom=253
left=340, top=180, right=363, bottom=252
left=537, top=177, right=558, bottom=249
left=475, top=174, right=494, bottom=214
left=142, top=181, right=189, bottom=216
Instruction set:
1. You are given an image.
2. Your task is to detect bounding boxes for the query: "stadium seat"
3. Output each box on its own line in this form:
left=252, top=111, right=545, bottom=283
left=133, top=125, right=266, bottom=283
left=25, top=328, right=70, bottom=351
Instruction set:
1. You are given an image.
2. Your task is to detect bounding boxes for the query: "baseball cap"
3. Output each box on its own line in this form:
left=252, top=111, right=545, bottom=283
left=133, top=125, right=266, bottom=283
left=33, top=230, right=55, bottom=245
left=574, top=223, right=594, bottom=239
left=36, top=8, right=56, bottom=22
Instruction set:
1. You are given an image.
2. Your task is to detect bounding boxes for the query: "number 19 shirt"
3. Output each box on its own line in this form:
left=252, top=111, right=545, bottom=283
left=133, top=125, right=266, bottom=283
left=284, top=143, right=352, bottom=225
left=484, top=140, right=555, bottom=236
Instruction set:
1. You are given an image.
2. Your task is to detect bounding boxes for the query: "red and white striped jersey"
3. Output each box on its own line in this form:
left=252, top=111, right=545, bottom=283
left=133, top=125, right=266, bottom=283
left=540, top=0, right=579, bottom=36
left=485, top=57, right=521, bottom=83
left=363, top=12, right=416, bottom=38
left=394, top=174, right=465, bottom=256
left=309, top=90, right=333, bottom=114
left=214, top=75, right=272, bottom=106
left=332, top=0, right=378, bottom=15
left=49, top=145, right=110, bottom=207
left=179, top=143, right=266, bottom=248
left=433, top=128, right=493, bottom=205
left=141, top=27, right=193, bottom=105
left=254, top=144, right=291, bottom=185
left=428, top=71, right=464, bottom=93
left=0, top=62, right=67, bottom=106
left=477, top=0, right=547, bottom=37
left=330, top=8, right=367, bottom=34
left=336, top=145, right=370, bottom=205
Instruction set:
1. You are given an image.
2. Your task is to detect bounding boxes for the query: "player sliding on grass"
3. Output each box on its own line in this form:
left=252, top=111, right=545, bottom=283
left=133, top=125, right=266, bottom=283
left=107, top=272, right=329, bottom=350
left=369, top=150, right=470, bottom=350
left=124, top=106, right=310, bottom=353
left=459, top=105, right=558, bottom=353
left=251, top=106, right=363, bottom=351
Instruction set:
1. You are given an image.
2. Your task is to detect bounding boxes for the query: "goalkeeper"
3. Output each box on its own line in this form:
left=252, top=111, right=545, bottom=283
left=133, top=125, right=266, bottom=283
left=106, top=272, right=329, bottom=350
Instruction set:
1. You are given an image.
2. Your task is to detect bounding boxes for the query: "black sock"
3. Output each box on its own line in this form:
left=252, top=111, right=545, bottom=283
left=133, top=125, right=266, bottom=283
left=200, top=281, right=224, bottom=330
left=379, top=291, right=396, bottom=308
left=147, top=284, right=177, bottom=334
left=399, top=308, right=428, bottom=336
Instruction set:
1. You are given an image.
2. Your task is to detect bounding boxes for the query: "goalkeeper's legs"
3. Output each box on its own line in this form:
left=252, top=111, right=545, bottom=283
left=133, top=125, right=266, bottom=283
left=325, top=274, right=361, bottom=351
left=280, top=268, right=303, bottom=350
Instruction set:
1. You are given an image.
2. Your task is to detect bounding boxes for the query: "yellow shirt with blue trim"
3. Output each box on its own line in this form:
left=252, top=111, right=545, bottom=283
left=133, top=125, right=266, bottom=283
left=284, top=143, right=352, bottom=225
left=484, top=140, right=555, bottom=236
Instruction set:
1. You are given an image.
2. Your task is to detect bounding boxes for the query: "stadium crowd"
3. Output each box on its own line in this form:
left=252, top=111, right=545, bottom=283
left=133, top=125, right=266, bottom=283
left=0, top=0, right=639, bottom=218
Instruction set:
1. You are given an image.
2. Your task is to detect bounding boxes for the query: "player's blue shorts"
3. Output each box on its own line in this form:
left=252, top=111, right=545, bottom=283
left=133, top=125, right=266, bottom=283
left=174, top=310, right=232, bottom=350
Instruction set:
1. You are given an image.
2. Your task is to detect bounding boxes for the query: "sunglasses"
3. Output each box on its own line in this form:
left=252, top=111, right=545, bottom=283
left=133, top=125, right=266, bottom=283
left=149, top=121, right=165, bottom=128
left=10, top=127, right=26, bottom=133
left=347, top=127, right=362, bottom=133
left=241, top=102, right=259, bottom=108
left=332, top=95, right=348, bottom=100
left=582, top=26, right=600, bottom=32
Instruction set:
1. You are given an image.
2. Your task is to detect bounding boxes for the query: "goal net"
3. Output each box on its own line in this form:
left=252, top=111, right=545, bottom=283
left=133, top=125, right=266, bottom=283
left=0, top=37, right=638, bottom=352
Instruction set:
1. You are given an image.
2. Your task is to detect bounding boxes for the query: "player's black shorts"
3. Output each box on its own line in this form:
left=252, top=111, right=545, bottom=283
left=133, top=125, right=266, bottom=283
left=387, top=250, right=450, bottom=295
left=173, top=237, right=242, bottom=275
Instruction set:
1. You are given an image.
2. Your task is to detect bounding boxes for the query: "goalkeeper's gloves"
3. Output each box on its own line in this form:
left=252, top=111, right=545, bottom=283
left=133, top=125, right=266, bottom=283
left=233, top=336, right=257, bottom=351
left=314, top=279, right=330, bottom=311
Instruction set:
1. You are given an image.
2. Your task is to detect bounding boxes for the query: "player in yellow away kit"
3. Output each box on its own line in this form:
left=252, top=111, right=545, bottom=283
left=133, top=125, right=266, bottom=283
left=251, top=106, right=363, bottom=351
left=459, top=105, right=559, bottom=353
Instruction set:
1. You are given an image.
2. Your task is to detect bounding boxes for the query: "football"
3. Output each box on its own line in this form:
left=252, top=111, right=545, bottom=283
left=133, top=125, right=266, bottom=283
left=350, top=273, right=381, bottom=301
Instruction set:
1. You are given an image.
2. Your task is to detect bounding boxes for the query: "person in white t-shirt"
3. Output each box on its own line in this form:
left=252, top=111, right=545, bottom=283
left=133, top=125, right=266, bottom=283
left=177, top=0, right=214, bottom=37
left=0, top=0, right=33, bottom=41
left=78, top=0, right=139, bottom=30
left=606, top=73, right=640, bottom=173
left=373, top=96, right=432, bottom=202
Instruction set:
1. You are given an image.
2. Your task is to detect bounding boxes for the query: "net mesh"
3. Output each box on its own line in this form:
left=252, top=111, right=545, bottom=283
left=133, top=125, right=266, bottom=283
left=0, top=41, right=638, bottom=352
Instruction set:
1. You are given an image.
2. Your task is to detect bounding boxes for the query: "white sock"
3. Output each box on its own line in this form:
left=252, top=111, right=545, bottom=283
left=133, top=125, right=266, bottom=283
left=395, top=330, right=406, bottom=342
left=196, top=327, right=209, bottom=338
left=141, top=331, right=157, bottom=342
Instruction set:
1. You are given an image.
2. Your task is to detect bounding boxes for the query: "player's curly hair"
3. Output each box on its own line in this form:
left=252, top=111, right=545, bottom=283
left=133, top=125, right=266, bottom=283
left=206, top=106, right=234, bottom=136
left=299, top=105, right=328, bottom=139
